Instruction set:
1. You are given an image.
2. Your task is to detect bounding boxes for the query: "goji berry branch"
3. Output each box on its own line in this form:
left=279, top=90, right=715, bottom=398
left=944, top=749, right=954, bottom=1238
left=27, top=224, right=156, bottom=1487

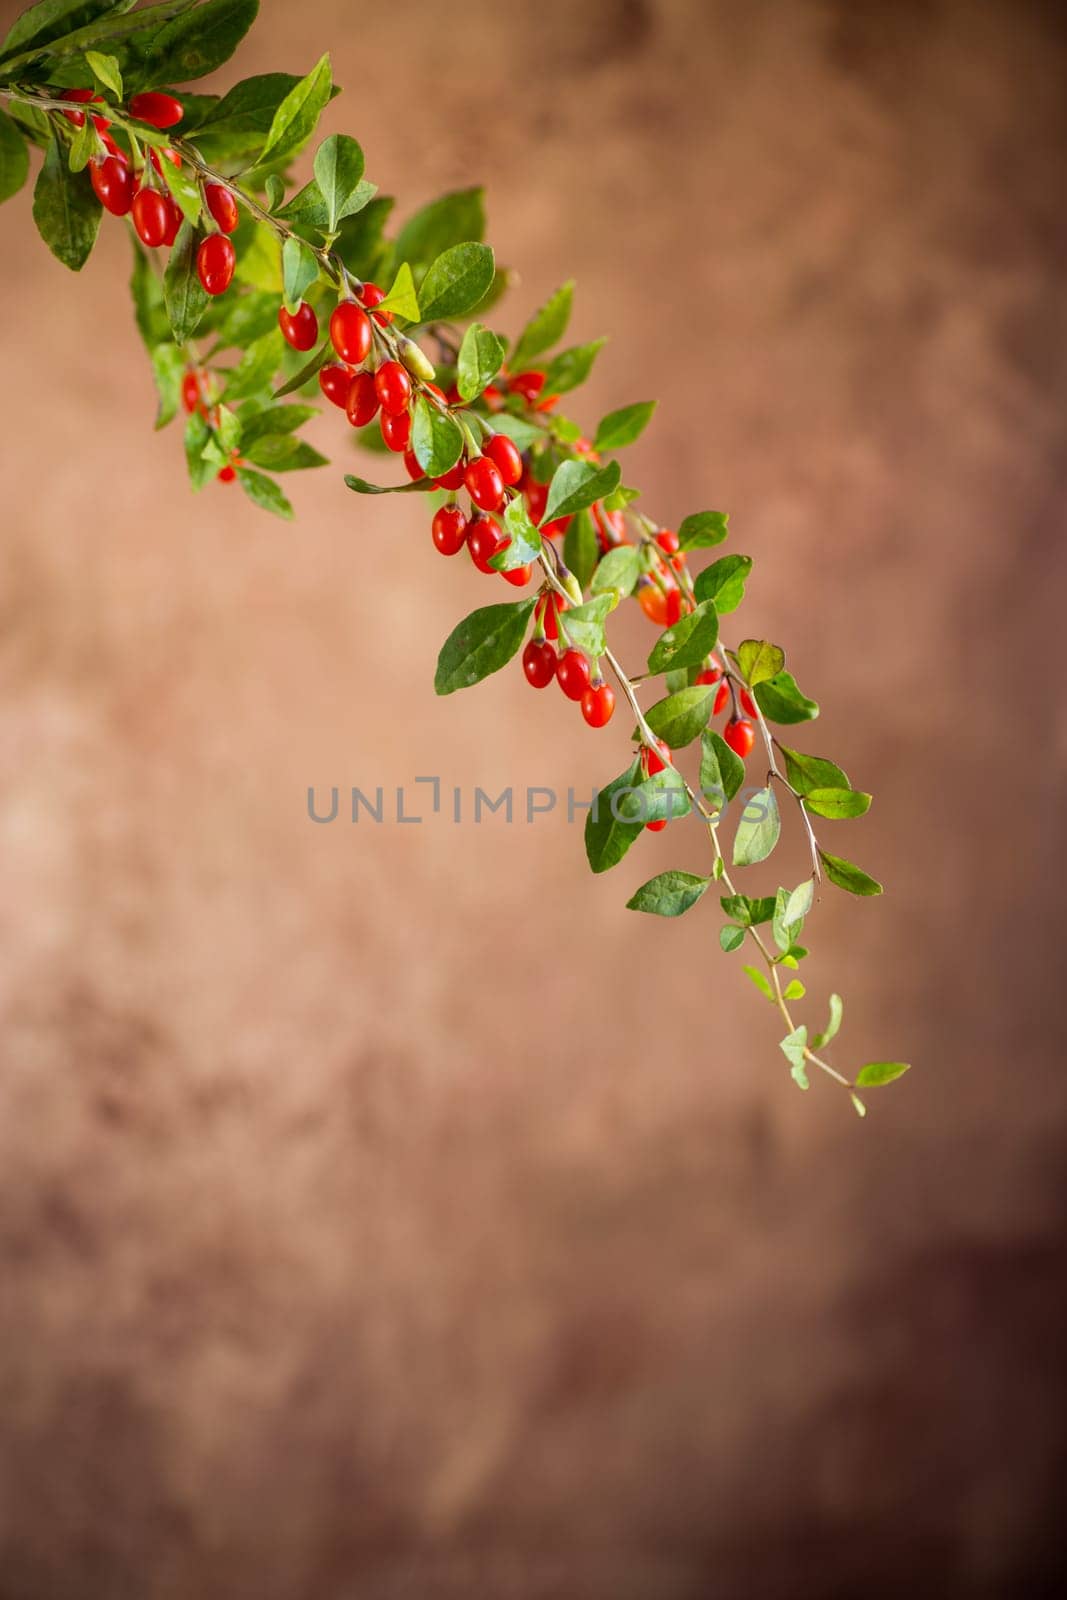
left=0, top=0, right=910, bottom=1112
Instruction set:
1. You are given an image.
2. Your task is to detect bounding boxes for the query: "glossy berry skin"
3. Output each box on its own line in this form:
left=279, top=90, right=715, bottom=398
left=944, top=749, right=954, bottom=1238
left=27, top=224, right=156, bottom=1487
left=713, top=682, right=730, bottom=716
left=740, top=688, right=758, bottom=718
left=89, top=155, right=132, bottom=217
left=581, top=681, right=615, bottom=728
left=511, top=370, right=545, bottom=403
left=637, top=579, right=682, bottom=627
left=181, top=371, right=201, bottom=413
left=467, top=514, right=504, bottom=574
left=695, top=663, right=723, bottom=686
left=380, top=408, right=411, bottom=452
left=205, top=182, right=239, bottom=234
left=655, top=527, right=680, bottom=554
left=360, top=282, right=393, bottom=326
left=131, top=187, right=169, bottom=248
left=432, top=505, right=468, bottom=556
left=217, top=462, right=237, bottom=484
left=724, top=717, right=756, bottom=759
left=374, top=360, right=411, bottom=416
left=60, top=88, right=98, bottom=127
left=403, top=448, right=425, bottom=481
left=483, top=432, right=523, bottom=486
left=556, top=649, right=591, bottom=702
left=329, top=301, right=372, bottom=366
left=346, top=371, right=379, bottom=429
left=502, top=563, right=533, bottom=587
left=642, top=737, right=671, bottom=777
left=646, top=818, right=668, bottom=833
left=319, top=363, right=353, bottom=408
left=465, top=456, right=505, bottom=513
left=128, top=91, right=183, bottom=129
left=434, top=461, right=466, bottom=491
left=279, top=301, right=318, bottom=351
left=161, top=196, right=182, bottom=247
left=524, top=479, right=549, bottom=522
left=534, top=592, right=566, bottom=641
left=197, top=233, right=236, bottom=295
left=522, top=639, right=557, bottom=688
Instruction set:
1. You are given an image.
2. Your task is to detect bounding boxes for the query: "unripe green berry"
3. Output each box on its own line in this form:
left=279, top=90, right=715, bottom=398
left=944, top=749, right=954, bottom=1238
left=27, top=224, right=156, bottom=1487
left=397, top=336, right=436, bottom=383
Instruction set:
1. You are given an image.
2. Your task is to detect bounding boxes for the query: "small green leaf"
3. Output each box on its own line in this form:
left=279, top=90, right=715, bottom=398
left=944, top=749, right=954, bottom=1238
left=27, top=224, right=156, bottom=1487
left=644, top=685, right=715, bottom=750
left=812, top=993, right=844, bottom=1051
left=259, top=52, right=332, bottom=168
left=819, top=849, right=883, bottom=897
left=678, top=511, right=729, bottom=551
left=344, top=474, right=432, bottom=495
left=183, top=411, right=214, bottom=490
left=779, top=746, right=852, bottom=796
left=312, top=131, right=365, bottom=232
left=374, top=259, right=419, bottom=321
left=281, top=234, right=318, bottom=316
left=584, top=759, right=645, bottom=874
left=720, top=924, right=745, bottom=952
left=32, top=138, right=100, bottom=271
left=163, top=219, right=208, bottom=342
left=754, top=671, right=819, bottom=725
left=510, top=279, right=573, bottom=371
left=489, top=496, right=542, bottom=573
left=736, top=639, right=785, bottom=687
left=222, top=329, right=285, bottom=403
left=85, top=47, right=122, bottom=97
left=693, top=554, right=751, bottom=614
left=456, top=322, right=505, bottom=402
left=238, top=404, right=318, bottom=449
left=394, top=186, right=485, bottom=265
left=732, top=787, right=781, bottom=867
left=563, top=508, right=598, bottom=591
left=0, top=107, right=29, bottom=204
left=855, top=1061, right=911, bottom=1088
left=626, top=870, right=709, bottom=918
left=720, top=894, right=777, bottom=927
left=805, top=788, right=872, bottom=820
left=67, top=113, right=97, bottom=173
left=783, top=979, right=806, bottom=1001
left=700, top=729, right=745, bottom=806
left=148, top=340, right=185, bottom=429
left=779, top=1026, right=808, bottom=1077
left=557, top=593, right=614, bottom=658
left=417, top=241, right=495, bottom=322
left=615, top=768, right=692, bottom=826
left=590, top=544, right=641, bottom=599
left=434, top=596, right=537, bottom=695
left=742, top=965, right=775, bottom=1002
left=237, top=467, right=293, bottom=519
left=484, top=413, right=541, bottom=451
left=2, top=0, right=127, bottom=60
left=542, top=458, right=621, bottom=526
left=189, top=72, right=309, bottom=164
left=782, top=878, right=814, bottom=928
left=646, top=600, right=719, bottom=675
left=243, top=435, right=327, bottom=472
left=543, top=338, right=605, bottom=396
left=126, top=0, right=259, bottom=94
left=594, top=401, right=656, bottom=452
left=411, top=395, right=464, bottom=478
left=273, top=338, right=331, bottom=398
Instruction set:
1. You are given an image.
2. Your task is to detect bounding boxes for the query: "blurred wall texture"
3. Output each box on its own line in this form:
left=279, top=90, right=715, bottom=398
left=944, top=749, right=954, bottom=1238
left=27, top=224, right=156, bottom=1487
left=1, top=1, right=1066, bottom=1596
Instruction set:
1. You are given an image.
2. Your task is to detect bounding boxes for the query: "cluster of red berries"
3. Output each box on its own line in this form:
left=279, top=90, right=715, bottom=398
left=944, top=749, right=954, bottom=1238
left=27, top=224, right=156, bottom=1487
left=77, top=89, right=237, bottom=296
left=179, top=367, right=241, bottom=482
left=520, top=594, right=615, bottom=729
left=691, top=657, right=756, bottom=758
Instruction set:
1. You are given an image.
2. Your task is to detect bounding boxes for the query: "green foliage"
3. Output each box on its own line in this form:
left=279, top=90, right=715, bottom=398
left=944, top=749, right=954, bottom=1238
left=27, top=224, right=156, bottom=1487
left=627, top=870, right=709, bottom=917
left=754, top=670, right=818, bottom=724
left=693, top=553, right=751, bottom=613
left=584, top=760, right=645, bottom=874
left=646, top=600, right=719, bottom=674
left=563, top=508, right=598, bottom=591
left=411, top=395, right=464, bottom=478
left=819, top=849, right=883, bottom=897
left=312, top=132, right=365, bottom=232
left=735, top=638, right=784, bottom=687
left=32, top=137, right=99, bottom=269
left=258, top=49, right=331, bottom=167
left=732, top=787, right=781, bottom=867
left=417, top=241, right=494, bottom=322
left=678, top=511, right=728, bottom=550
left=164, top=219, right=208, bottom=341
left=643, top=685, right=716, bottom=749
left=237, top=465, right=292, bottom=517
left=543, top=337, right=605, bottom=395
left=590, top=544, right=641, bottom=599
left=280, top=233, right=318, bottom=315
left=700, top=730, right=745, bottom=805
left=394, top=186, right=485, bottom=267
left=457, top=322, right=505, bottom=402
left=434, top=597, right=537, bottom=695
left=594, top=400, right=655, bottom=452
left=542, top=458, right=621, bottom=525
left=510, top=279, right=572, bottom=371
left=855, top=1060, right=911, bottom=1088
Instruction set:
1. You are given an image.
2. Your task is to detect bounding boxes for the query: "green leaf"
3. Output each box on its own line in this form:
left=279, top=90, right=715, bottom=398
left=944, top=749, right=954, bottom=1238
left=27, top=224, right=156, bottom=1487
left=779, top=1025, right=808, bottom=1076
left=819, top=849, right=883, bottom=897
left=812, top=993, right=844, bottom=1051
left=510, top=280, right=573, bottom=371
left=243, top=435, right=326, bottom=472
left=779, top=746, right=851, bottom=797
left=67, top=112, right=97, bottom=173
left=417, top=241, right=495, bottom=322
left=281, top=234, right=318, bottom=315
left=374, top=259, right=419, bottom=321
left=851, top=1093, right=867, bottom=1119
left=542, top=458, right=621, bottom=525
left=127, top=0, right=259, bottom=91
left=32, top=138, right=100, bottom=271
left=490, top=496, right=542, bottom=572
left=720, top=894, right=776, bottom=928
left=781, top=878, right=814, bottom=929
left=0, top=108, right=29, bottom=204
left=644, top=685, right=715, bottom=750
left=1, top=0, right=129, bottom=60
left=483, top=412, right=540, bottom=452
left=584, top=759, right=645, bottom=875
left=557, top=593, right=614, bottom=658
left=394, top=186, right=485, bottom=266
left=312, top=131, right=365, bottom=232
left=222, top=328, right=284, bottom=402
left=615, top=768, right=691, bottom=825
left=344, top=474, right=431, bottom=495
left=273, top=338, right=331, bottom=398
left=129, top=237, right=169, bottom=347
left=626, top=870, right=709, bottom=918
left=783, top=979, right=806, bottom=1001
left=855, top=1061, right=911, bottom=1088
left=563, top=508, right=598, bottom=591
left=736, top=639, right=785, bottom=687
left=720, top=924, right=745, bottom=952
left=732, top=787, right=781, bottom=867
left=594, top=400, right=656, bottom=452
left=742, top=965, right=775, bottom=1002
left=84, top=46, right=122, bottom=96
left=693, top=553, right=751, bottom=614
left=678, top=511, right=729, bottom=551
left=434, top=596, right=537, bottom=695
left=188, top=72, right=306, bottom=163
left=183, top=409, right=214, bottom=490
left=590, top=544, right=641, bottom=599
left=237, top=404, right=317, bottom=448
left=160, top=219, right=206, bottom=340
left=754, top=671, right=819, bottom=725
left=804, top=787, right=871, bottom=820
left=259, top=51, right=332, bottom=167
left=456, top=322, right=505, bottom=402
left=700, top=729, right=745, bottom=806
left=646, top=600, right=719, bottom=675
left=411, top=395, right=464, bottom=478
left=148, top=340, right=185, bottom=428
left=543, top=337, right=605, bottom=395
left=237, top=466, right=293, bottom=519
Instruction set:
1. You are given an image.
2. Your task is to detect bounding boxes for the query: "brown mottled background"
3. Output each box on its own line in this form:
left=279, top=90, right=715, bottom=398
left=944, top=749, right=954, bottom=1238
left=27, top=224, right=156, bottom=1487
left=1, top=1, right=1065, bottom=1596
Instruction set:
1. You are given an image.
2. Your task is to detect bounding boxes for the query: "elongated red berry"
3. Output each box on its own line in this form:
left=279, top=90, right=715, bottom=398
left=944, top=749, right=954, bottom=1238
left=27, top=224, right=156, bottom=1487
left=380, top=408, right=410, bottom=452
left=502, top=563, right=532, bottom=587
left=740, top=688, right=758, bottom=718
left=403, top=448, right=425, bottom=481
left=60, top=88, right=97, bottom=128
left=330, top=301, right=371, bottom=365
left=713, top=682, right=730, bottom=715
left=89, top=154, right=132, bottom=217
left=148, top=146, right=181, bottom=175
left=374, top=360, right=411, bottom=416
left=319, top=363, right=353, bottom=408
left=655, top=527, right=680, bottom=554
left=483, top=432, right=523, bottom=486
left=204, top=182, right=238, bottom=234
left=465, top=456, right=505, bottom=513
left=360, top=282, right=392, bottom=326
left=534, top=592, right=567, bottom=642
left=162, top=195, right=182, bottom=246
left=279, top=301, right=318, bottom=351
left=131, top=187, right=169, bottom=248
left=181, top=371, right=201, bottom=413
left=128, top=91, right=183, bottom=129
left=695, top=663, right=723, bottom=686
left=346, top=371, right=379, bottom=428
left=432, top=505, right=468, bottom=556
left=197, top=233, right=236, bottom=295
left=435, top=461, right=466, bottom=491
left=525, top=479, right=549, bottom=522
left=522, top=639, right=556, bottom=688
left=556, top=648, right=591, bottom=702
left=581, top=681, right=615, bottom=728
left=467, top=514, right=504, bottom=574
left=724, top=717, right=755, bottom=759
